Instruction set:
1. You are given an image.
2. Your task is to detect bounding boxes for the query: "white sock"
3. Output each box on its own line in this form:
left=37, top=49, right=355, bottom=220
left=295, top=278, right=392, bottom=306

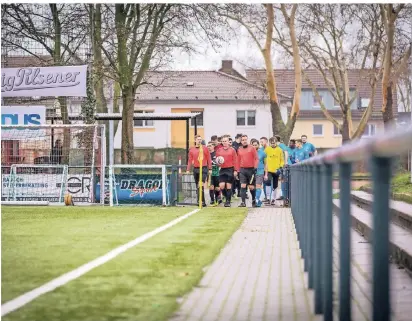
left=265, top=186, right=271, bottom=200
left=271, top=188, right=277, bottom=201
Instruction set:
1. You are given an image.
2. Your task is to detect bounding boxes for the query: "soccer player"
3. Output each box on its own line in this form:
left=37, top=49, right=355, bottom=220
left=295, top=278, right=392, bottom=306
left=251, top=139, right=267, bottom=207
left=231, top=134, right=242, bottom=199
left=216, top=135, right=238, bottom=207
left=286, top=139, right=296, bottom=165
left=211, top=135, right=223, bottom=151
left=275, top=135, right=288, bottom=202
left=207, top=142, right=222, bottom=206
left=236, top=134, right=259, bottom=207
left=260, top=136, right=270, bottom=202
left=186, top=135, right=212, bottom=207
left=301, top=134, right=317, bottom=157
left=232, top=134, right=242, bottom=151
left=294, top=139, right=310, bottom=163
left=265, top=137, right=284, bottom=205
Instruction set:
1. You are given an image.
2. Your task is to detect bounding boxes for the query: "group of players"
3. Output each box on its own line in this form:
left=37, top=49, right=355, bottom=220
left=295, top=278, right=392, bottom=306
left=186, top=133, right=316, bottom=208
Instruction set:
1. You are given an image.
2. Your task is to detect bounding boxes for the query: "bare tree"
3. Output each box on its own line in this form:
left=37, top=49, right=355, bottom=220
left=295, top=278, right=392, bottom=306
left=380, top=3, right=412, bottom=128
left=217, top=4, right=301, bottom=142
left=296, top=4, right=384, bottom=143
left=96, top=4, right=223, bottom=164
left=398, top=74, right=411, bottom=112
left=2, top=4, right=90, bottom=163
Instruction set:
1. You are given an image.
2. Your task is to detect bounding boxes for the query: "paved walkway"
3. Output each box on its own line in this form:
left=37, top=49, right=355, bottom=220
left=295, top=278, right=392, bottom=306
left=170, top=208, right=319, bottom=321
left=170, top=207, right=412, bottom=321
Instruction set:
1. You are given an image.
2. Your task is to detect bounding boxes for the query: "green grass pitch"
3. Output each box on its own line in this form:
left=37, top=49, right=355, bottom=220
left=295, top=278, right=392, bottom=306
left=1, top=206, right=247, bottom=321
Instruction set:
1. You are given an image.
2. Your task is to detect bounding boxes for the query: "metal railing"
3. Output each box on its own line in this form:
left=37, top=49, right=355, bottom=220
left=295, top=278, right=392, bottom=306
left=290, top=125, right=412, bottom=321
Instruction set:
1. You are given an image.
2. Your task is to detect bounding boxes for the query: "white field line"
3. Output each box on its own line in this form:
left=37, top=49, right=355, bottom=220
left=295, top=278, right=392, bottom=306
left=1, top=208, right=201, bottom=317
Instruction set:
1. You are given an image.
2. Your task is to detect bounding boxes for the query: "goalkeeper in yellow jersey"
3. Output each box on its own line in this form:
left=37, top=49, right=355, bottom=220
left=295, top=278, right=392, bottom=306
left=264, top=137, right=285, bottom=206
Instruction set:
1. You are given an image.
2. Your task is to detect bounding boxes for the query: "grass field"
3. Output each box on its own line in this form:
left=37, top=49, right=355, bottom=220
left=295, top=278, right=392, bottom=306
left=359, top=171, right=412, bottom=204
left=2, top=206, right=247, bottom=321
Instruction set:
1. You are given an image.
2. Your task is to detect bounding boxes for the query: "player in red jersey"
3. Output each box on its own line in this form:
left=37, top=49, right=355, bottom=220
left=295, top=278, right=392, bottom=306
left=186, top=135, right=212, bottom=207
left=211, top=135, right=223, bottom=151
left=236, top=134, right=259, bottom=207
left=216, top=134, right=238, bottom=207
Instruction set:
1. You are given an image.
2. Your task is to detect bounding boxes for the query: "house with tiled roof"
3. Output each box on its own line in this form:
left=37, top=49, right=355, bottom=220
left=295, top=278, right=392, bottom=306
left=114, top=61, right=292, bottom=149
left=2, top=55, right=395, bottom=151
left=246, top=68, right=396, bottom=149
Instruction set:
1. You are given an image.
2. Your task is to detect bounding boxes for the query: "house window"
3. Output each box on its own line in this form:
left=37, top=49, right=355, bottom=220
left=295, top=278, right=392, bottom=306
left=313, top=94, right=323, bottom=108
left=359, top=98, right=370, bottom=108
left=363, top=124, right=376, bottom=137
left=313, top=124, right=323, bottom=136
left=190, top=111, right=203, bottom=127
left=333, top=124, right=341, bottom=136
left=237, top=110, right=256, bottom=126
left=134, top=110, right=154, bottom=127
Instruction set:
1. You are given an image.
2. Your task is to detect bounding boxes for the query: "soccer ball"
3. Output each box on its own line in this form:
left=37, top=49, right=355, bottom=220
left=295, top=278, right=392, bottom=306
left=64, top=193, right=74, bottom=206
left=216, top=156, right=225, bottom=165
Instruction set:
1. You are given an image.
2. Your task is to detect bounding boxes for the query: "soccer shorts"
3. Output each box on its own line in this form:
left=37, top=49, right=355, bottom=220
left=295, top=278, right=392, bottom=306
left=255, top=174, right=264, bottom=186
left=193, top=166, right=208, bottom=185
left=219, top=167, right=234, bottom=184
left=239, top=168, right=256, bottom=186
left=210, top=176, right=220, bottom=187
left=267, top=171, right=280, bottom=190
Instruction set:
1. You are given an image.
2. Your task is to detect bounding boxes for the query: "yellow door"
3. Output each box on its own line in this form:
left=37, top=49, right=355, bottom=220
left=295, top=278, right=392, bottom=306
left=171, top=108, right=204, bottom=148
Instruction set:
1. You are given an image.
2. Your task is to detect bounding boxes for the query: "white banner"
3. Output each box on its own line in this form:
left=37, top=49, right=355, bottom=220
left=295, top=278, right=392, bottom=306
left=1, top=106, right=46, bottom=139
left=1, top=174, right=92, bottom=203
left=1, top=65, right=87, bottom=97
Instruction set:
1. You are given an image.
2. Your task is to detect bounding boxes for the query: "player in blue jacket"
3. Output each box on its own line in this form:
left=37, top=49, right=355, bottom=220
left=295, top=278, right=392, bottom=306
left=294, top=139, right=310, bottom=163
left=301, top=134, right=316, bottom=157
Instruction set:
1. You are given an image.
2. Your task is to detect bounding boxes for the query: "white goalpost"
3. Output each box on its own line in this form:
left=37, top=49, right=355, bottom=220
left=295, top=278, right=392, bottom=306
left=108, top=164, right=169, bottom=207
left=1, top=124, right=106, bottom=206
left=5, top=164, right=69, bottom=205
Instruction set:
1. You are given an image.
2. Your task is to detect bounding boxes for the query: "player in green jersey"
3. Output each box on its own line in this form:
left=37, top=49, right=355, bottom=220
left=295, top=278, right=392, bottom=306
left=207, top=142, right=222, bottom=206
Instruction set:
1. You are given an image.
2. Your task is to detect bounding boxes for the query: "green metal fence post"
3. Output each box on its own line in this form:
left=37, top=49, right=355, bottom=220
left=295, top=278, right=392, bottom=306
left=314, top=164, right=323, bottom=314
left=308, top=165, right=314, bottom=289
left=303, top=165, right=309, bottom=270
left=371, top=156, right=392, bottom=321
left=322, top=163, right=333, bottom=321
left=339, top=162, right=352, bottom=321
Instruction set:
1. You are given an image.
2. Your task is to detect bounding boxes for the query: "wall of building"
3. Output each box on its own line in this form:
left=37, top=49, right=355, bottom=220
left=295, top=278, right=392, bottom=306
left=300, top=89, right=357, bottom=110
left=291, top=119, right=384, bottom=149
left=113, top=101, right=288, bottom=149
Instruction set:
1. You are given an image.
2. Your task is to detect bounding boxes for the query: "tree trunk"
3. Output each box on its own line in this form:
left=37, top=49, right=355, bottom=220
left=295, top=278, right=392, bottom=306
left=50, top=4, right=70, bottom=165
left=92, top=4, right=110, bottom=162
left=382, top=84, right=394, bottom=130
left=381, top=5, right=395, bottom=129
left=120, top=87, right=135, bottom=164
left=93, top=4, right=107, bottom=115
left=341, top=114, right=351, bottom=144
left=270, top=101, right=287, bottom=139
left=58, top=97, right=71, bottom=165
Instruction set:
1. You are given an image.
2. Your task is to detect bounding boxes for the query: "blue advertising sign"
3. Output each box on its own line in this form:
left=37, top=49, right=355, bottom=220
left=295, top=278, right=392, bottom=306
left=95, top=174, right=170, bottom=205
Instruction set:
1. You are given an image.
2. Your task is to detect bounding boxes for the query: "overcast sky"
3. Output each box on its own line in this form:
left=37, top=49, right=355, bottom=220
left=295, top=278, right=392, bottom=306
left=169, top=26, right=282, bottom=72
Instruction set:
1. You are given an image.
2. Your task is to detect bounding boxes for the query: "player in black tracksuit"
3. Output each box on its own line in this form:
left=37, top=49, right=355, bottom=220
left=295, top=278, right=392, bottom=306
left=231, top=134, right=242, bottom=198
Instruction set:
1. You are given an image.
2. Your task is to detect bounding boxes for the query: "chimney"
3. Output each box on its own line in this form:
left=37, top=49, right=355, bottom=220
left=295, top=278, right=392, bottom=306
left=221, top=60, right=233, bottom=74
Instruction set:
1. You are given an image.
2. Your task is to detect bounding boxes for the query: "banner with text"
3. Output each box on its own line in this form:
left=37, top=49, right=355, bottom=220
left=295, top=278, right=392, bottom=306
left=1, top=65, right=87, bottom=97
left=1, top=105, right=46, bottom=139
left=1, top=173, right=92, bottom=203
left=95, top=174, right=170, bottom=205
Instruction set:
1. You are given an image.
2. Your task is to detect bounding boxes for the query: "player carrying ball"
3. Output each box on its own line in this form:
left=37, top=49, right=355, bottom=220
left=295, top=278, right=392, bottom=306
left=236, top=134, right=259, bottom=207
left=215, top=135, right=237, bottom=207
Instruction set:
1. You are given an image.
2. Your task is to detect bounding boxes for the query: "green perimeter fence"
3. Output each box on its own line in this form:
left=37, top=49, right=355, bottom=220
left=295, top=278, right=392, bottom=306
left=290, top=125, right=412, bottom=321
